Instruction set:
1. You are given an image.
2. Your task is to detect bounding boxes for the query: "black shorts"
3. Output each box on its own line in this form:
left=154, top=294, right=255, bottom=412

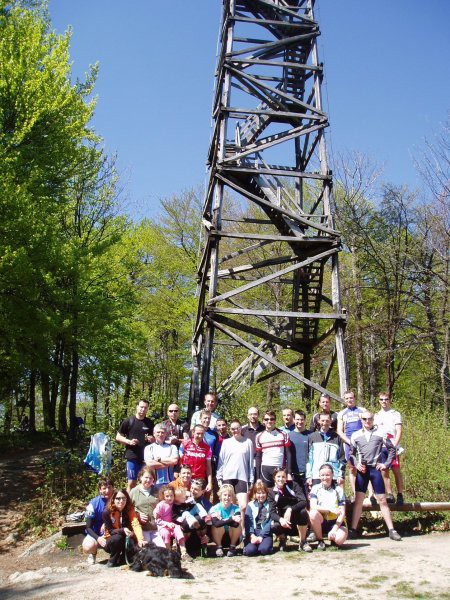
left=222, top=479, right=248, bottom=494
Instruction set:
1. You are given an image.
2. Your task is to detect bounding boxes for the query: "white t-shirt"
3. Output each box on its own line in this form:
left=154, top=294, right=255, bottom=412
left=374, top=408, right=402, bottom=438
left=143, top=441, right=178, bottom=485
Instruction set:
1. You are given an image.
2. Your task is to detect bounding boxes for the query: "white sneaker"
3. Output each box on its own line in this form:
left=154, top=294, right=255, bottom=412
left=87, top=553, right=96, bottom=565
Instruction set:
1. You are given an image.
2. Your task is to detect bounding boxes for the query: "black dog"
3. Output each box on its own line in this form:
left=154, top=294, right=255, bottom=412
left=128, top=542, right=185, bottom=578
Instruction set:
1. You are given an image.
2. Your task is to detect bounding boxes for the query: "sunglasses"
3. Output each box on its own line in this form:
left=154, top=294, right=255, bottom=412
left=361, top=417, right=373, bottom=421
left=264, top=417, right=275, bottom=421
left=115, top=496, right=127, bottom=501
left=168, top=409, right=179, bottom=412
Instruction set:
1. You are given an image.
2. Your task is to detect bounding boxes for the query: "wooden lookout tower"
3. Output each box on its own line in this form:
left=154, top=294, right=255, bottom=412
left=190, top=0, right=348, bottom=413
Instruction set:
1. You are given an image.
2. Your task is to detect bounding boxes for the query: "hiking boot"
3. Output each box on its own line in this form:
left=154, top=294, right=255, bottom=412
left=389, top=529, right=402, bottom=541
left=386, top=493, right=395, bottom=503
left=87, top=553, right=96, bottom=565
left=299, top=541, right=313, bottom=553
left=369, top=495, right=378, bottom=507
left=216, top=547, right=224, bottom=557
left=227, top=546, right=237, bottom=557
left=317, top=540, right=326, bottom=551
left=278, top=535, right=287, bottom=552
left=396, top=493, right=404, bottom=506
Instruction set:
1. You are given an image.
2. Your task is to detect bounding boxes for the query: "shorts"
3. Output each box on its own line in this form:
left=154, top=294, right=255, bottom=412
left=381, top=448, right=401, bottom=468
left=355, top=466, right=385, bottom=495
left=126, top=460, right=144, bottom=481
left=222, top=479, right=248, bottom=494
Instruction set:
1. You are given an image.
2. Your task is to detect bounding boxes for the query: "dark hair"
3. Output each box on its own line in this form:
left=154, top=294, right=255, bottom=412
left=137, top=398, right=150, bottom=405
left=98, top=478, right=113, bottom=488
left=179, top=464, right=192, bottom=473
left=318, top=412, right=331, bottom=419
left=264, top=410, right=276, bottom=419
left=294, top=410, right=306, bottom=418
left=107, top=488, right=131, bottom=513
left=272, top=467, right=287, bottom=478
left=191, top=478, right=207, bottom=490
left=319, top=463, right=333, bottom=474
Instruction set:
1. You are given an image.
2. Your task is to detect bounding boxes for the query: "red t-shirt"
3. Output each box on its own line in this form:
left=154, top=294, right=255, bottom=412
left=180, top=440, right=212, bottom=479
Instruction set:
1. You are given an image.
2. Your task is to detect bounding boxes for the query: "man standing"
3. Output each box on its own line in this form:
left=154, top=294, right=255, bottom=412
left=280, top=408, right=295, bottom=433
left=309, top=393, right=338, bottom=433
left=337, top=390, right=365, bottom=495
left=255, top=410, right=291, bottom=487
left=160, top=404, right=190, bottom=446
left=180, top=424, right=213, bottom=493
left=190, top=392, right=221, bottom=430
left=348, top=411, right=401, bottom=541
left=242, top=406, right=264, bottom=480
left=288, top=410, right=311, bottom=487
left=116, top=399, right=154, bottom=492
left=143, top=424, right=179, bottom=490
left=241, top=406, right=264, bottom=450
left=306, top=413, right=345, bottom=487
left=374, top=393, right=405, bottom=505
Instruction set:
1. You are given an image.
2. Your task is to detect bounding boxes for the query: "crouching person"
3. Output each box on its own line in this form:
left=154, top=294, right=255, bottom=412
left=243, top=480, right=273, bottom=556
left=82, top=478, right=113, bottom=564
left=209, top=484, right=242, bottom=557
left=268, top=468, right=311, bottom=552
left=103, top=488, right=145, bottom=567
left=308, top=464, right=348, bottom=549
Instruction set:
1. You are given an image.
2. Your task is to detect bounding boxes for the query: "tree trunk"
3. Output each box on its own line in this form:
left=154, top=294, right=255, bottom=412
left=3, top=392, right=13, bottom=433
left=350, top=248, right=365, bottom=400
left=41, top=370, right=51, bottom=430
left=29, top=370, right=36, bottom=432
left=58, top=350, right=71, bottom=434
left=92, top=382, right=98, bottom=430
left=69, top=345, right=79, bottom=438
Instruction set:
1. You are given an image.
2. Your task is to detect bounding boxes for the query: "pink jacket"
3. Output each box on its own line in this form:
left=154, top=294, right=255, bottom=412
left=154, top=500, right=173, bottom=527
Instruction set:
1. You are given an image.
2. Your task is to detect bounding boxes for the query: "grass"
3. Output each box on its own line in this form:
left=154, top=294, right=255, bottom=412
left=369, top=575, right=389, bottom=583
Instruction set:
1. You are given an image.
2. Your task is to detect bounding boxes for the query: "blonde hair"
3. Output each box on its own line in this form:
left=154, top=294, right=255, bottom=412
left=218, top=483, right=236, bottom=503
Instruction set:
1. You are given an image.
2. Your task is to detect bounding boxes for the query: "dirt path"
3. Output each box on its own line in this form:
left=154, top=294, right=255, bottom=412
left=0, top=532, right=449, bottom=600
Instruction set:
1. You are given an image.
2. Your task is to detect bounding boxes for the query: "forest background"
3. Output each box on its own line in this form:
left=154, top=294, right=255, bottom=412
left=0, top=1, right=448, bottom=521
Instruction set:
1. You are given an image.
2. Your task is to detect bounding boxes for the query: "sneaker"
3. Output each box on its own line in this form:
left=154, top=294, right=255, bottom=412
left=306, top=531, right=317, bottom=543
left=216, top=547, right=224, bottom=557
left=389, top=529, right=402, bottom=541
left=106, top=560, right=117, bottom=568
left=87, top=553, right=96, bottom=565
left=278, top=535, right=287, bottom=552
left=227, top=546, right=237, bottom=557
left=396, top=493, right=404, bottom=506
left=348, top=528, right=358, bottom=540
left=299, top=541, right=313, bottom=553
left=317, top=540, right=326, bottom=551
left=386, top=493, right=395, bottom=504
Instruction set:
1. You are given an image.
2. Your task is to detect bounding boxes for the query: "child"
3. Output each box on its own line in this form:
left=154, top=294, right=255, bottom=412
left=209, top=483, right=241, bottom=557
left=173, top=487, right=211, bottom=529
left=243, top=480, right=273, bottom=556
left=154, top=485, right=191, bottom=561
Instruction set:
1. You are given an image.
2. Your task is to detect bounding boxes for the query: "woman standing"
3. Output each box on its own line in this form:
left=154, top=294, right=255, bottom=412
left=216, top=420, right=253, bottom=520
left=102, top=488, right=145, bottom=567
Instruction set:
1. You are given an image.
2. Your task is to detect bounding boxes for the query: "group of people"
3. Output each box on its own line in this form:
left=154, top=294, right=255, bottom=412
left=82, top=390, right=405, bottom=565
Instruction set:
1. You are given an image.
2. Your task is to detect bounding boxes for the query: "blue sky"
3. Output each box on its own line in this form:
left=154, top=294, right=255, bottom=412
left=49, top=1, right=450, bottom=220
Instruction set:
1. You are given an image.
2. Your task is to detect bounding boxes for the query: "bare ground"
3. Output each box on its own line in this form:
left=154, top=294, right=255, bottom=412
left=1, top=531, right=449, bottom=599
left=0, top=444, right=449, bottom=600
